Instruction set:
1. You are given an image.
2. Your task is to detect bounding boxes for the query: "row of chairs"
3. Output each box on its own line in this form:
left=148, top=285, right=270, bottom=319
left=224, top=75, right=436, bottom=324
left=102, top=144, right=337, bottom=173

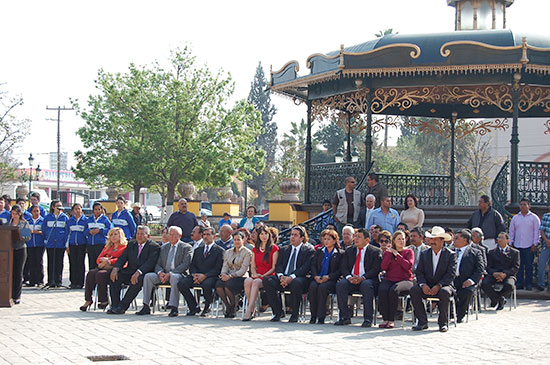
left=93, top=282, right=517, bottom=329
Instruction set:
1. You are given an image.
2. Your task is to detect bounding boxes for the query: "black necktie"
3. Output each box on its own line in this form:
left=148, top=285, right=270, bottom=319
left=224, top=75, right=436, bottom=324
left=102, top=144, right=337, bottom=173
left=287, top=248, right=297, bottom=275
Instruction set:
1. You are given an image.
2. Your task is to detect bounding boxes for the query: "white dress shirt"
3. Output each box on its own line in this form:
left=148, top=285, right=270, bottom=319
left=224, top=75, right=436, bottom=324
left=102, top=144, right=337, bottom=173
left=282, top=243, right=303, bottom=279
left=432, top=249, right=442, bottom=276
left=346, top=244, right=368, bottom=278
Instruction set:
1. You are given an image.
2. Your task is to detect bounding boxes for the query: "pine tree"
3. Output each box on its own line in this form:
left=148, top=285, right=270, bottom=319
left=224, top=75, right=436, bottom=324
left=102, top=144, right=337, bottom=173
left=247, top=62, right=277, bottom=209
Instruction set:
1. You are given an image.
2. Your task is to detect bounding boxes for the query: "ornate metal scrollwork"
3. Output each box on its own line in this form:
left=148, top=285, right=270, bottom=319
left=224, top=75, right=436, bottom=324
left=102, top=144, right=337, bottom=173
left=519, top=86, right=550, bottom=112
left=371, top=87, right=440, bottom=114
left=454, top=118, right=509, bottom=139
left=545, top=120, right=550, bottom=135
left=403, top=117, right=452, bottom=138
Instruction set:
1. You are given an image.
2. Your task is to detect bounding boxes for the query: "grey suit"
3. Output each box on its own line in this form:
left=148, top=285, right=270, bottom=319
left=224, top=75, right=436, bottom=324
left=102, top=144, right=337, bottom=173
left=142, top=241, right=192, bottom=308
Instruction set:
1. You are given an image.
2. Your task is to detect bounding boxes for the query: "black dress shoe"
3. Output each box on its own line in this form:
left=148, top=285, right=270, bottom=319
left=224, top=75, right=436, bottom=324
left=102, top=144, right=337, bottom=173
left=227, top=313, right=236, bottom=319
left=309, top=317, right=317, bottom=324
left=107, top=306, right=125, bottom=314
left=270, top=314, right=281, bottom=322
left=334, top=319, right=351, bottom=326
left=457, top=317, right=463, bottom=324
left=439, top=325, right=449, bottom=332
left=200, top=308, right=211, bottom=317
left=412, top=323, right=428, bottom=331
left=168, top=308, right=179, bottom=317
left=288, top=315, right=299, bottom=323
left=186, top=308, right=200, bottom=316
left=361, top=320, right=372, bottom=328
left=496, top=298, right=507, bottom=311
left=537, top=285, right=546, bottom=291
left=317, top=318, right=325, bottom=324
left=13, top=299, right=20, bottom=305
left=135, top=305, right=150, bottom=315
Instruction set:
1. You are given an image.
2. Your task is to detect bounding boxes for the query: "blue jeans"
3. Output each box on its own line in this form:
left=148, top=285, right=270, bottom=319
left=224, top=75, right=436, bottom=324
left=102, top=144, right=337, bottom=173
left=517, top=247, right=534, bottom=288
left=538, top=246, right=550, bottom=288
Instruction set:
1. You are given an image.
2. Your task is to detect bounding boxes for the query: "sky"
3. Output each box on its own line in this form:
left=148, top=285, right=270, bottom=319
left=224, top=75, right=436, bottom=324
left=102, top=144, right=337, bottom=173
left=1, top=0, right=548, bottom=170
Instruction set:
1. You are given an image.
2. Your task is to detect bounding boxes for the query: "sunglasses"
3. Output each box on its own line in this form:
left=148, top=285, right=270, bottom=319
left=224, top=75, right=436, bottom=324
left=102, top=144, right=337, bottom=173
left=379, top=239, right=390, bottom=243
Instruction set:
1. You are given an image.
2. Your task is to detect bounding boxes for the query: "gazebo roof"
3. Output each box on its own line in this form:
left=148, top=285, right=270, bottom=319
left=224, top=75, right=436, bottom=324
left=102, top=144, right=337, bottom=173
left=270, top=30, right=550, bottom=117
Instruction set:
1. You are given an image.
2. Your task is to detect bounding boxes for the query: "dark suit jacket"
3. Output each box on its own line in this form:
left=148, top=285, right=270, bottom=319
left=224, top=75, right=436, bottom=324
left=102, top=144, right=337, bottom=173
left=416, top=247, right=457, bottom=288
left=276, top=243, right=315, bottom=278
left=311, top=247, right=344, bottom=281
left=155, top=241, right=192, bottom=275
left=487, top=246, right=520, bottom=278
left=357, top=207, right=375, bottom=229
left=114, top=239, right=160, bottom=274
left=190, top=243, right=224, bottom=278
left=340, top=244, right=382, bottom=280
left=454, top=245, right=484, bottom=291
left=472, top=243, right=488, bottom=273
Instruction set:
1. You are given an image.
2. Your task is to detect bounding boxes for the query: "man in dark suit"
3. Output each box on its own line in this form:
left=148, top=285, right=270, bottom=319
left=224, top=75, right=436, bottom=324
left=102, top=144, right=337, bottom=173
left=471, top=227, right=489, bottom=270
left=410, top=226, right=457, bottom=332
left=108, top=226, right=160, bottom=314
left=452, top=229, right=484, bottom=323
left=357, top=194, right=376, bottom=229
left=334, top=228, right=382, bottom=327
left=481, top=232, right=520, bottom=310
left=137, top=226, right=192, bottom=317
left=264, top=225, right=315, bottom=323
left=177, top=227, right=224, bottom=316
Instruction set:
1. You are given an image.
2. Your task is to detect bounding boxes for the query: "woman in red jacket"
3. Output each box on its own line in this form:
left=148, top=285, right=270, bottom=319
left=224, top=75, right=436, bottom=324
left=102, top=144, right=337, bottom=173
left=80, top=227, right=127, bottom=311
left=378, top=230, right=414, bottom=328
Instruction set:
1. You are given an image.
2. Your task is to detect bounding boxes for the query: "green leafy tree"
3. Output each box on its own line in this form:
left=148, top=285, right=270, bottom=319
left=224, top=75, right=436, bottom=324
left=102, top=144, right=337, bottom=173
left=246, top=62, right=277, bottom=209
left=74, top=48, right=265, bottom=210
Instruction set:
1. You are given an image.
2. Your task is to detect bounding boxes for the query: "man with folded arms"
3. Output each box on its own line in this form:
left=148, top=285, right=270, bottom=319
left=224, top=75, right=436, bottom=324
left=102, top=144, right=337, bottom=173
left=137, top=226, right=192, bottom=317
left=481, top=232, right=520, bottom=310
left=410, top=226, right=457, bottom=332
left=334, top=228, right=382, bottom=328
left=108, top=226, right=160, bottom=314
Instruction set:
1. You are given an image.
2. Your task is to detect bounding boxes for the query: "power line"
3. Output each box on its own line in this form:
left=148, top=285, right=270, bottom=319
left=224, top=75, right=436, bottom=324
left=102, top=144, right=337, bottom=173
left=46, top=106, right=74, bottom=197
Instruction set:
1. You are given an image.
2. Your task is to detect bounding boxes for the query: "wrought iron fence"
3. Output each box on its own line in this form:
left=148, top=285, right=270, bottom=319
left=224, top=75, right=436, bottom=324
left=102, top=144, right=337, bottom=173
left=518, top=161, right=550, bottom=206
left=376, top=173, right=453, bottom=207
left=491, top=161, right=513, bottom=227
left=309, top=161, right=366, bottom=204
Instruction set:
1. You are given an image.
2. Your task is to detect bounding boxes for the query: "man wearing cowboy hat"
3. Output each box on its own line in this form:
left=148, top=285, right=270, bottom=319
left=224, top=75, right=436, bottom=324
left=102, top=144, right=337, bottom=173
left=410, top=226, right=457, bottom=332
left=130, top=202, right=145, bottom=226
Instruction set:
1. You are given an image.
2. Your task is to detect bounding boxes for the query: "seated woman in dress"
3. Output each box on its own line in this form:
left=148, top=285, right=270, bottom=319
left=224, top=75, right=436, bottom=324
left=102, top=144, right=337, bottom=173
left=308, top=229, right=344, bottom=324
left=80, top=227, right=127, bottom=311
left=242, top=225, right=279, bottom=321
left=215, top=231, right=252, bottom=318
left=378, top=230, right=414, bottom=328
left=399, top=194, right=425, bottom=230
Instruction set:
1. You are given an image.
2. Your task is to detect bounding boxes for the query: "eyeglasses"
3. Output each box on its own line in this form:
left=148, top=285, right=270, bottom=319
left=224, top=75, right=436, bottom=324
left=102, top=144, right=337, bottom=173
left=379, top=239, right=390, bottom=243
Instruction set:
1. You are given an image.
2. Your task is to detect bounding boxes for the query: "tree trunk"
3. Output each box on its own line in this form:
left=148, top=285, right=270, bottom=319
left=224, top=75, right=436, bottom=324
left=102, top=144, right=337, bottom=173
left=133, top=184, right=142, bottom=203
left=165, top=181, right=177, bottom=217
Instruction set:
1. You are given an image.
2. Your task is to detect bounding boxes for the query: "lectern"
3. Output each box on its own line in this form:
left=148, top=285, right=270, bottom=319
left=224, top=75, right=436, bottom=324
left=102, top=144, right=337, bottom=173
left=0, top=226, right=19, bottom=307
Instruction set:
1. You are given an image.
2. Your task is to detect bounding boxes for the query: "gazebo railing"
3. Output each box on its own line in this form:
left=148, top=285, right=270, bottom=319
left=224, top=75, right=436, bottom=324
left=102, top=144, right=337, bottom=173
left=518, top=161, right=550, bottom=206
left=309, top=161, right=366, bottom=204
left=309, top=161, right=470, bottom=206
left=491, top=161, right=513, bottom=227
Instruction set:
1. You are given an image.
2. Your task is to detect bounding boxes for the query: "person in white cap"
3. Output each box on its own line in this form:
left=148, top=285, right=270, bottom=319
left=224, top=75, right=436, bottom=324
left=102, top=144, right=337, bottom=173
left=410, top=226, right=457, bottom=333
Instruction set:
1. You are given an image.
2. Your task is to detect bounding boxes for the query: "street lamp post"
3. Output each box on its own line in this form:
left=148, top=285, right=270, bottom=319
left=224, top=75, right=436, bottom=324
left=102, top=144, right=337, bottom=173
left=28, top=153, right=34, bottom=202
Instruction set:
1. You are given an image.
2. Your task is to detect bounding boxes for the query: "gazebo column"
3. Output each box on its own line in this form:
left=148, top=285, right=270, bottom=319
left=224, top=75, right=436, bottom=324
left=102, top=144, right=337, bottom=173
left=345, top=112, right=352, bottom=162
left=304, top=100, right=312, bottom=204
left=450, top=112, right=457, bottom=205
left=510, top=74, right=521, bottom=205
left=365, top=90, right=373, bottom=170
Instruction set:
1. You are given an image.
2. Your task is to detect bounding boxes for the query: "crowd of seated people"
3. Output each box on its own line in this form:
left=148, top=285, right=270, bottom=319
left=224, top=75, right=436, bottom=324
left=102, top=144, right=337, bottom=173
left=5, top=189, right=533, bottom=332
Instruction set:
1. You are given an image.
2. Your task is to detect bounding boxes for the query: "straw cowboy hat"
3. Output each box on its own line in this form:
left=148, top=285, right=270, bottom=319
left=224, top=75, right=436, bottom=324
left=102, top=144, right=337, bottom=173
left=131, top=202, right=142, bottom=209
left=425, top=226, right=452, bottom=242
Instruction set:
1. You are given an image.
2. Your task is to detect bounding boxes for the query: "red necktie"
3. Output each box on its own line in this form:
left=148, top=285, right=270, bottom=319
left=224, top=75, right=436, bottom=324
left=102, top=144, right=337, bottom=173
left=353, top=247, right=363, bottom=275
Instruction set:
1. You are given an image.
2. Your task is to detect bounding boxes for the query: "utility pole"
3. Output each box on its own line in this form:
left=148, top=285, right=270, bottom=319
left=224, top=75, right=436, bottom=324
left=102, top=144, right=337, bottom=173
left=46, top=106, right=74, bottom=201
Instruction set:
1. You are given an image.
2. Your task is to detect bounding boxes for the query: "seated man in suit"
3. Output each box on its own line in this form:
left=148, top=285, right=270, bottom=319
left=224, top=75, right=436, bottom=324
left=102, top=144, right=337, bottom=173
left=410, top=226, right=457, bottom=332
left=471, top=227, right=489, bottom=270
left=177, top=227, right=224, bottom=316
left=452, top=229, right=484, bottom=323
left=137, top=226, right=192, bottom=317
left=481, top=232, right=520, bottom=310
left=108, top=225, right=160, bottom=314
left=264, top=225, right=315, bottom=323
left=334, top=228, right=382, bottom=327
left=409, top=227, right=429, bottom=275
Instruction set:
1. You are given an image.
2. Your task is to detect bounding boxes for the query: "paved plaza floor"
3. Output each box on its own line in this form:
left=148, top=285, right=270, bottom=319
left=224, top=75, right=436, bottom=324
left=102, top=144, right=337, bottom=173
left=1, top=261, right=550, bottom=364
